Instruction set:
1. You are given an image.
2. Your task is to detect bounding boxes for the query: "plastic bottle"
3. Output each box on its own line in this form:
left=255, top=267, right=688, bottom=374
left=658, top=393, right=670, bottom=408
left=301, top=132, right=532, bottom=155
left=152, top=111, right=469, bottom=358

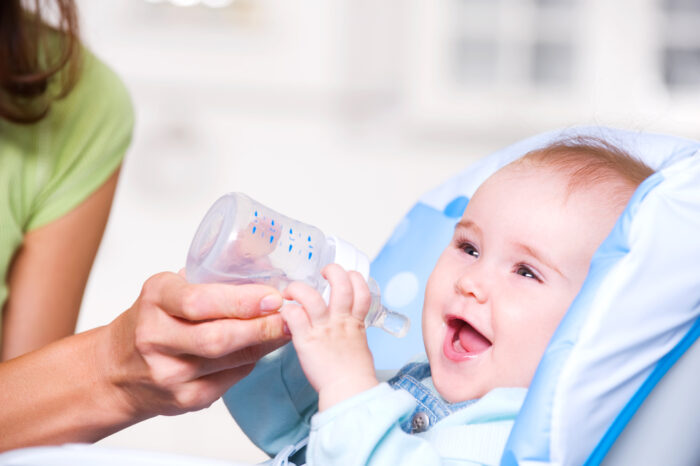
left=186, top=192, right=410, bottom=338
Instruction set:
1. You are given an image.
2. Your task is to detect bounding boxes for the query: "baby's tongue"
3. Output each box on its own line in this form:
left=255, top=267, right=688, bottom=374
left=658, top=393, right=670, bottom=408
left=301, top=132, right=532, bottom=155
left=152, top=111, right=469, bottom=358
left=458, top=322, right=491, bottom=353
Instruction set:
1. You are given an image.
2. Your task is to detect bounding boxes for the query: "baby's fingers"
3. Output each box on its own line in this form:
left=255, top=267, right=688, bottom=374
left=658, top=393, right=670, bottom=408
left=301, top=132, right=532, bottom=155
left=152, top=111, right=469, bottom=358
left=348, top=271, right=371, bottom=321
left=284, top=281, right=327, bottom=323
left=322, top=264, right=354, bottom=317
left=280, top=302, right=311, bottom=340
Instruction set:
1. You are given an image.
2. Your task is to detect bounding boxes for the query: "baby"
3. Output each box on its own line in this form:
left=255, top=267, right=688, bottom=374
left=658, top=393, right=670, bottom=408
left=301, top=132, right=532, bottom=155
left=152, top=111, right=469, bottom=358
left=231, top=137, right=654, bottom=465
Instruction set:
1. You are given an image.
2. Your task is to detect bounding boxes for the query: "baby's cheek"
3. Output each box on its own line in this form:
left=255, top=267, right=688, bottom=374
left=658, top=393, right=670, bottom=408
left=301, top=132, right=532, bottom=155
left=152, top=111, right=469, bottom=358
left=545, top=289, right=576, bottom=332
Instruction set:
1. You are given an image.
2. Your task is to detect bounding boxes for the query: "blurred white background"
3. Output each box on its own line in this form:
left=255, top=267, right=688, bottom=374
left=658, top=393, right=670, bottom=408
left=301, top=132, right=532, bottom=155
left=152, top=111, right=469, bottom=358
left=73, top=0, right=700, bottom=462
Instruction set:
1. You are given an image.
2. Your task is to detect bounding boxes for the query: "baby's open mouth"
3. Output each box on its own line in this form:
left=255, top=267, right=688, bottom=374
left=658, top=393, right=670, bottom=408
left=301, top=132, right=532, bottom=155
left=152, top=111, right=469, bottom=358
left=444, top=317, right=492, bottom=359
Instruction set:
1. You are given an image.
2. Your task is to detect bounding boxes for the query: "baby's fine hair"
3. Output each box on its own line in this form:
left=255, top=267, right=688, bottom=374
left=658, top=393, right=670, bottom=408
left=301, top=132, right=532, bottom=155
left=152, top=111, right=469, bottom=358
left=515, top=136, right=655, bottom=205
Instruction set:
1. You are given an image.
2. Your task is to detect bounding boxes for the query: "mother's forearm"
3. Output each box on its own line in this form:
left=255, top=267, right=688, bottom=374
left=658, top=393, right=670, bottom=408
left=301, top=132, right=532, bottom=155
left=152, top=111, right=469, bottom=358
left=0, top=274, right=289, bottom=453
left=0, top=326, right=136, bottom=451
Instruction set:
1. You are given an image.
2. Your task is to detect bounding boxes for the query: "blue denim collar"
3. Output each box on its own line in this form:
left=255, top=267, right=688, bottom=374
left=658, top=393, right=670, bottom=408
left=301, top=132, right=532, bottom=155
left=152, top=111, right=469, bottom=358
left=388, top=362, right=477, bottom=433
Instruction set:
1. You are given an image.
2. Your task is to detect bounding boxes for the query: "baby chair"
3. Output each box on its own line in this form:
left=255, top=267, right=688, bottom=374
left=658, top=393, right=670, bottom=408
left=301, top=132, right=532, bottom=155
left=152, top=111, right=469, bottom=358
left=225, top=126, right=700, bottom=465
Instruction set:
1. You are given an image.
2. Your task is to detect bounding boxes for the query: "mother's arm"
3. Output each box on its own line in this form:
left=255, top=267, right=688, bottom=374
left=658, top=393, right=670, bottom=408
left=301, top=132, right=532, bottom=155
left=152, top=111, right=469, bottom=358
left=0, top=273, right=287, bottom=451
left=1, top=168, right=121, bottom=361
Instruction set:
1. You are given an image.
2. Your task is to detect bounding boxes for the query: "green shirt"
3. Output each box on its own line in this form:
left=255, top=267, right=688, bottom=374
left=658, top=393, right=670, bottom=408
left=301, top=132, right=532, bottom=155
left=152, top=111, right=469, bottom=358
left=0, top=48, right=134, bottom=334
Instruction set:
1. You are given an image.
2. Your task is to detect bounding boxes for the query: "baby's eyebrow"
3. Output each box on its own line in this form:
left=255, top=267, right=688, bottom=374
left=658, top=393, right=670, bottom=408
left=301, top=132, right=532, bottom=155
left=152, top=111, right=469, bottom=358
left=455, top=219, right=481, bottom=235
left=515, top=243, right=565, bottom=279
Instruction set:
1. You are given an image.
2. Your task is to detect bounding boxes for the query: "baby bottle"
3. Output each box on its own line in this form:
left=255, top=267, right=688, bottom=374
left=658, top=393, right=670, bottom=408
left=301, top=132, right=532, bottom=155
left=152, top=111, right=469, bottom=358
left=186, top=192, right=410, bottom=338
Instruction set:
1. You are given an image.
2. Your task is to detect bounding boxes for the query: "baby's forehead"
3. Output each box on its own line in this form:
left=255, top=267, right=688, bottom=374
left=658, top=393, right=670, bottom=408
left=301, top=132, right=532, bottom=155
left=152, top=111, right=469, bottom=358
left=471, top=164, right=615, bottom=220
left=494, top=158, right=560, bottom=178
left=476, top=162, right=569, bottom=196
left=464, top=169, right=564, bottom=226
left=488, top=160, right=631, bottom=200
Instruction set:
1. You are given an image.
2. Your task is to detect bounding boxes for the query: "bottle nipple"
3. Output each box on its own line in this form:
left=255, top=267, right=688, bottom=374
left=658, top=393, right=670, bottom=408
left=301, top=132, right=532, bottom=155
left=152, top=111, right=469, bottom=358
left=365, top=278, right=410, bottom=338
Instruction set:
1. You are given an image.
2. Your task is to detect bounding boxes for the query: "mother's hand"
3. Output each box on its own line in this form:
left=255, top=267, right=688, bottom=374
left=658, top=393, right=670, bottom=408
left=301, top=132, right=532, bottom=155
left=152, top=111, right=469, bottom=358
left=103, top=271, right=288, bottom=421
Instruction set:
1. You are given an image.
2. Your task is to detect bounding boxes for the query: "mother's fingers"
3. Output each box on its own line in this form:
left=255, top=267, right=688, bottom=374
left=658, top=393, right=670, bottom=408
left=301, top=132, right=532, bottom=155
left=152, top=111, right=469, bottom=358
left=144, top=272, right=283, bottom=321
left=181, top=339, right=287, bottom=380
left=147, top=312, right=286, bottom=359
left=202, top=339, right=286, bottom=374
left=167, top=364, right=258, bottom=413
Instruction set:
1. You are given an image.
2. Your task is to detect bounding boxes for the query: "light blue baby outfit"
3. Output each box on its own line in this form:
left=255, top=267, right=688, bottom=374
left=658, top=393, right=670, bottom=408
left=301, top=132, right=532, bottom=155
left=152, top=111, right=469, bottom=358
left=224, top=345, right=526, bottom=465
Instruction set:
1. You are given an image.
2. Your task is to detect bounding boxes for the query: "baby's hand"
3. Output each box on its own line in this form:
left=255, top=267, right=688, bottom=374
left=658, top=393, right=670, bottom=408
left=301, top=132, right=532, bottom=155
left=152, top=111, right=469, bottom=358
left=281, top=264, right=378, bottom=411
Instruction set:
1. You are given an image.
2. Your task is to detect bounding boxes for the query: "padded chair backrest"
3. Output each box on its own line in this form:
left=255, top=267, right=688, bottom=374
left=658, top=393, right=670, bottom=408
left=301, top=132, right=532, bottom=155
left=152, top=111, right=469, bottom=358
left=601, top=334, right=700, bottom=466
left=367, top=126, right=700, bottom=465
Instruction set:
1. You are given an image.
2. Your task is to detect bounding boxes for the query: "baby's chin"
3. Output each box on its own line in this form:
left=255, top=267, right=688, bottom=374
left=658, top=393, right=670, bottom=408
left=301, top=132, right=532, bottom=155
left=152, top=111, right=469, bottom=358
left=434, top=370, right=534, bottom=403
left=430, top=365, right=490, bottom=403
left=436, top=381, right=487, bottom=404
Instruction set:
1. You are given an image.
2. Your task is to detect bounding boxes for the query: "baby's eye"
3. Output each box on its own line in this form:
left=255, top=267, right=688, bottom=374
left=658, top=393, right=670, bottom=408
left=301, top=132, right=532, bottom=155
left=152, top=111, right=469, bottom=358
left=458, top=242, right=480, bottom=258
left=516, top=265, right=539, bottom=281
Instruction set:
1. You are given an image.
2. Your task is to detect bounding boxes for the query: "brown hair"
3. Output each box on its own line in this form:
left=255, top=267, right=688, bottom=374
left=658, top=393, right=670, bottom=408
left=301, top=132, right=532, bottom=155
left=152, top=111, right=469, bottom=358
left=516, top=136, right=654, bottom=206
left=0, top=0, right=81, bottom=124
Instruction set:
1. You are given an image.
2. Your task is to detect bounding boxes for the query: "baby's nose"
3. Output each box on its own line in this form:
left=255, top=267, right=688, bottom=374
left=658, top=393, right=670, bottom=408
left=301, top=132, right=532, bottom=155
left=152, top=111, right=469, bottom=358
left=455, top=267, right=488, bottom=303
